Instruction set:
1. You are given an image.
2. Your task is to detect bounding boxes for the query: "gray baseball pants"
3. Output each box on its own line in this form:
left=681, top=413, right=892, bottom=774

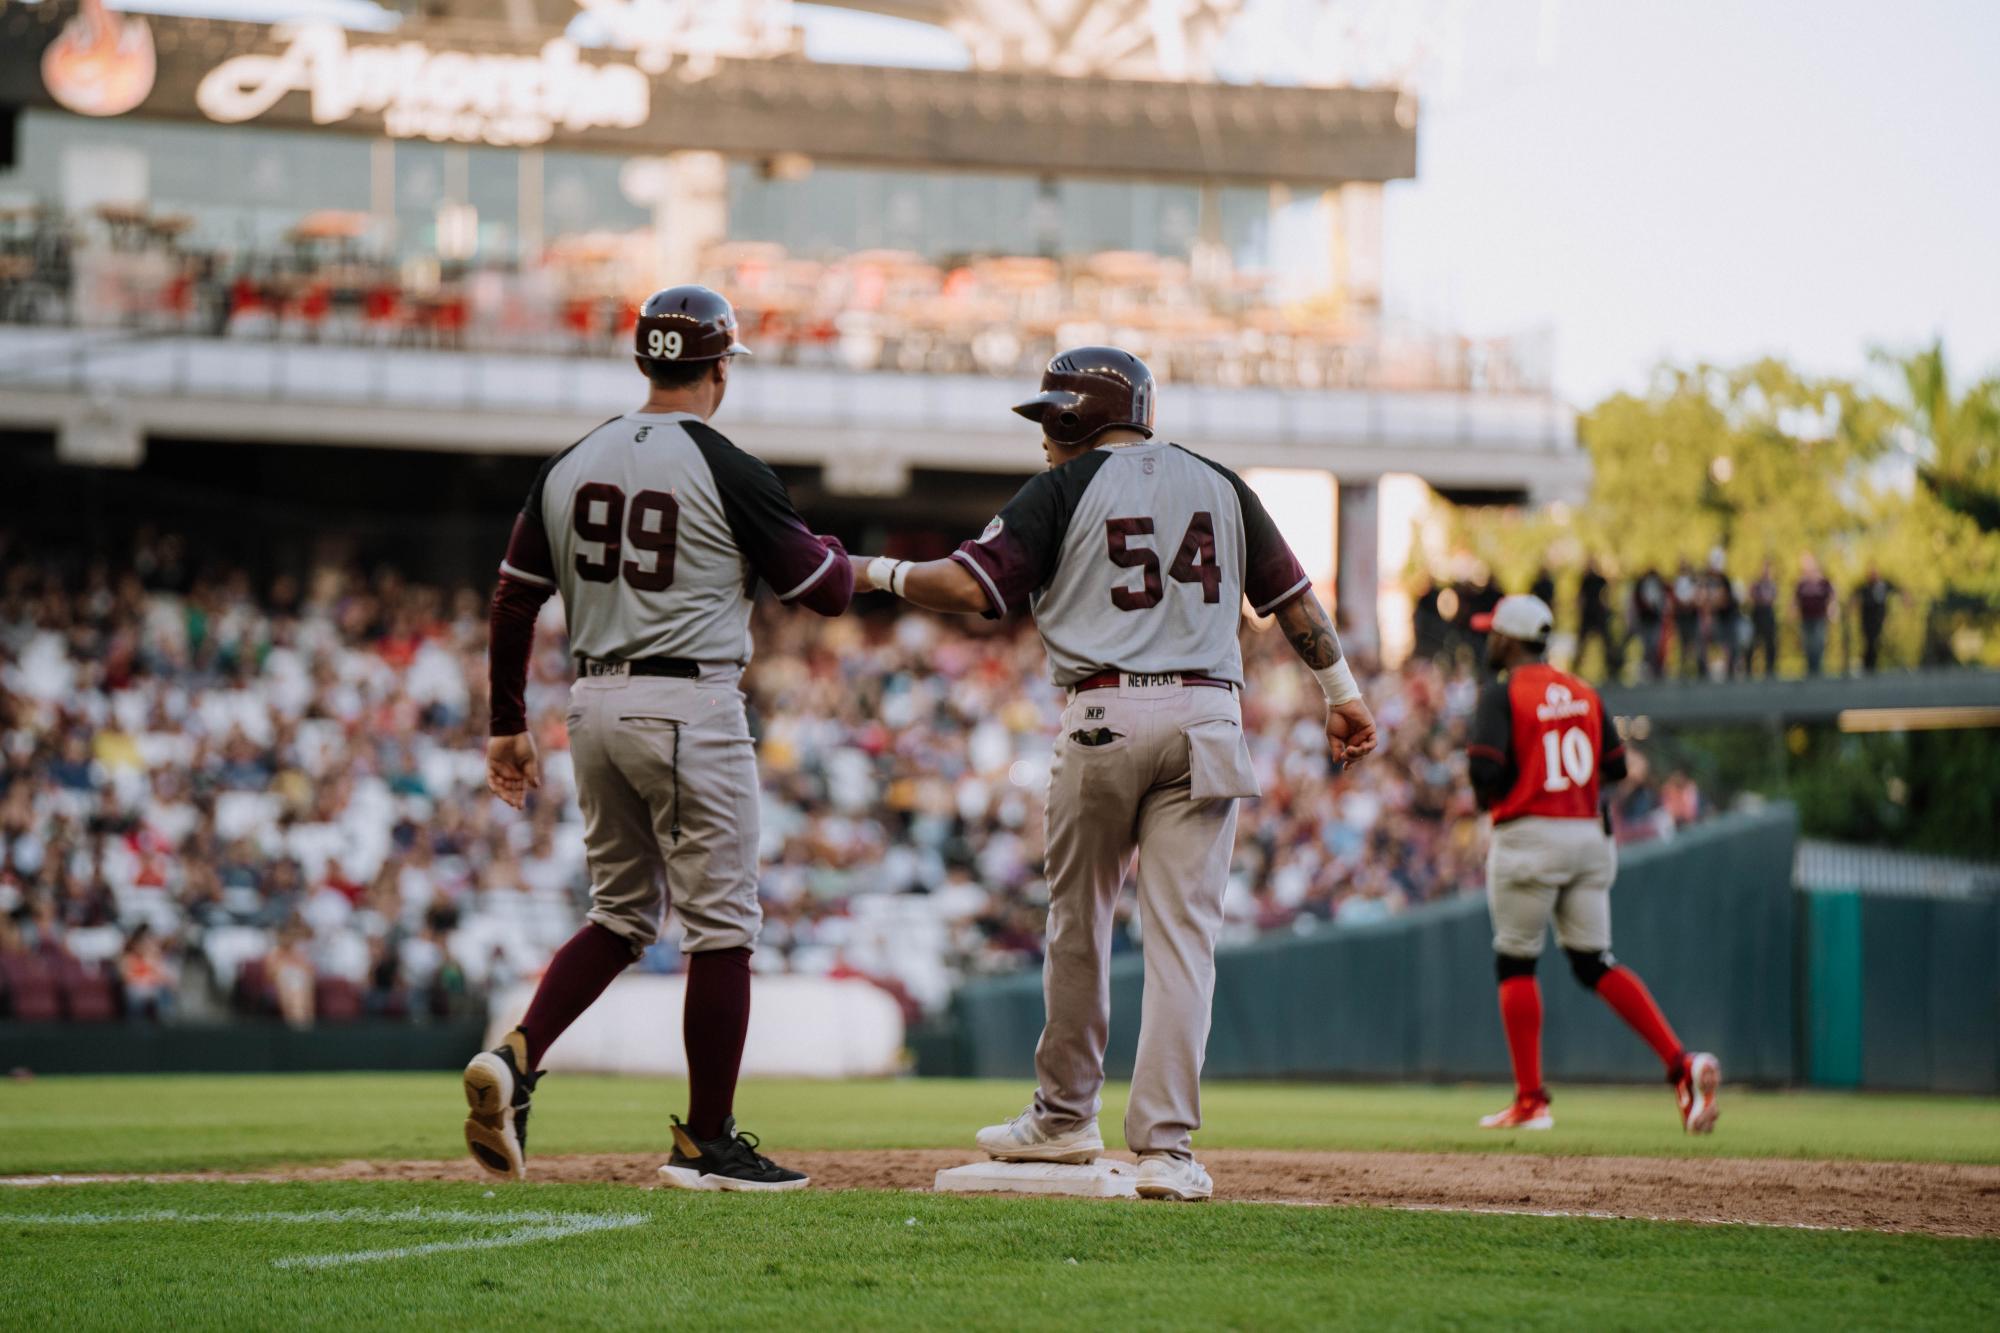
left=565, top=666, right=763, bottom=954
left=1030, top=677, right=1258, bottom=1159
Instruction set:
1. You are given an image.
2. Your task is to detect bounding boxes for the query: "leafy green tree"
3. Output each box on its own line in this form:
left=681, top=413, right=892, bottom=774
left=1451, top=350, right=2000, bottom=668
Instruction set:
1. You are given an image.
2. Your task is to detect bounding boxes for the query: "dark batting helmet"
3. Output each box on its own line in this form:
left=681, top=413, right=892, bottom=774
left=1012, top=346, right=1155, bottom=446
left=634, top=284, right=751, bottom=366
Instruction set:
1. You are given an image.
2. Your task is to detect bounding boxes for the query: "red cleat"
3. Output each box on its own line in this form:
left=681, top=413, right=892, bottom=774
left=1677, top=1052, right=1721, bottom=1134
left=1479, top=1094, right=1553, bottom=1131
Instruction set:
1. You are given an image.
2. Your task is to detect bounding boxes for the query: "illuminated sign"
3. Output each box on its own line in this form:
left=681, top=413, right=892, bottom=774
left=575, top=0, right=799, bottom=78
left=41, top=0, right=155, bottom=117
left=194, top=24, right=650, bottom=146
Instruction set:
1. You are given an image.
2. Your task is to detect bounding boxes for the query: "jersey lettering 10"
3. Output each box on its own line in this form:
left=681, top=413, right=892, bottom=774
left=1540, top=726, right=1596, bottom=792
left=572, top=482, right=680, bottom=590
left=1104, top=513, right=1221, bottom=611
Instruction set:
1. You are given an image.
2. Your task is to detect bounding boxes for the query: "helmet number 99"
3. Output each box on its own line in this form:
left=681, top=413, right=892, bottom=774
left=646, top=328, right=684, bottom=360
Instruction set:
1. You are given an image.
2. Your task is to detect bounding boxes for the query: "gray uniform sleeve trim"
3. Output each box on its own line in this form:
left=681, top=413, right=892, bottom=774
left=1252, top=573, right=1312, bottom=617
left=777, top=546, right=838, bottom=602
left=949, top=548, right=1008, bottom=616
left=498, top=560, right=556, bottom=589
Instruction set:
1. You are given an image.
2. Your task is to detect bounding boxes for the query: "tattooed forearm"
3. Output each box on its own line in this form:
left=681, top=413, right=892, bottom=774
left=1274, top=590, right=1343, bottom=669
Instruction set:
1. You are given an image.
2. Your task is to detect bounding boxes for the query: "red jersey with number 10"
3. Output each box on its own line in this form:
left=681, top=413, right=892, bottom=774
left=1488, top=663, right=1616, bottom=823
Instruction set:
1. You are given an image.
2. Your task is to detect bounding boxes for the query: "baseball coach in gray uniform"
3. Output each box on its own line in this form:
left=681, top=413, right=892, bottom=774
left=466, top=285, right=852, bottom=1191
left=849, top=348, right=1378, bottom=1200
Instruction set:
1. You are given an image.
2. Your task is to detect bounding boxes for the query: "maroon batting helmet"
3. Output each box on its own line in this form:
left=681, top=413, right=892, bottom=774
left=1012, top=346, right=1156, bottom=446
left=634, top=284, right=751, bottom=367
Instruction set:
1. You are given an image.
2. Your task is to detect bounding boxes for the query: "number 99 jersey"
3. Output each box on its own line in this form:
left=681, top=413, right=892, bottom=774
left=499, top=411, right=847, bottom=665
left=1469, top=663, right=1626, bottom=824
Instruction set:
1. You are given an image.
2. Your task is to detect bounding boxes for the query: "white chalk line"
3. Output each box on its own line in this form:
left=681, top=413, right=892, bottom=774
left=4, top=1206, right=648, bottom=1269
left=1245, top=1198, right=1923, bottom=1235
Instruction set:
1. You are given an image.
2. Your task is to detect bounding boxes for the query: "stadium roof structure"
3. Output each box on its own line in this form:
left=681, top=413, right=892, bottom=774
left=0, top=2, right=1416, bottom=187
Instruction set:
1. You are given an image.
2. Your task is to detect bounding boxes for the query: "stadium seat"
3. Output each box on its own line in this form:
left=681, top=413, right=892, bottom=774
left=0, top=953, right=62, bottom=1023
left=314, top=977, right=364, bottom=1024
left=234, top=957, right=278, bottom=1017
left=57, top=958, right=119, bottom=1022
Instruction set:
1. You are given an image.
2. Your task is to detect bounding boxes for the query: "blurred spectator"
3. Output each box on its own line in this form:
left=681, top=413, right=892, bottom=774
left=118, top=925, right=177, bottom=1020
left=1630, top=566, right=1670, bottom=680
left=1671, top=559, right=1702, bottom=680
left=1747, top=559, right=1780, bottom=679
left=1854, top=566, right=1901, bottom=673
left=1795, top=553, right=1837, bottom=676
left=269, top=925, right=316, bottom=1030
left=1575, top=558, right=1619, bottom=680
left=1700, top=549, right=1742, bottom=679
left=1528, top=566, right=1556, bottom=610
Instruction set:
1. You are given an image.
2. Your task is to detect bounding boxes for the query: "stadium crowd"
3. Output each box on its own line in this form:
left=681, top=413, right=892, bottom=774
left=1414, top=551, right=1914, bottom=682
left=0, top=535, right=1701, bottom=1026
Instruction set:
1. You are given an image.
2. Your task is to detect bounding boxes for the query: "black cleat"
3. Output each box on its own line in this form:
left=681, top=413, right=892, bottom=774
left=463, top=1029, right=541, bottom=1180
left=656, top=1116, right=810, bottom=1192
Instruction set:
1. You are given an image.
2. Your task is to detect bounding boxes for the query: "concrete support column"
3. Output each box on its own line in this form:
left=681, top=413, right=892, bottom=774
left=1336, top=476, right=1380, bottom=662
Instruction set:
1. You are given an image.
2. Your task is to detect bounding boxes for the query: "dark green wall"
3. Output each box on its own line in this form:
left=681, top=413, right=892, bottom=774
left=0, top=1019, right=489, bottom=1075
left=944, top=808, right=1802, bottom=1085
left=1803, top=890, right=2000, bottom=1093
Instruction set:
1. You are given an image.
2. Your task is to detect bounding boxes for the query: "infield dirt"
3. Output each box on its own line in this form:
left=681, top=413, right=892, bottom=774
left=30, top=1149, right=1996, bottom=1239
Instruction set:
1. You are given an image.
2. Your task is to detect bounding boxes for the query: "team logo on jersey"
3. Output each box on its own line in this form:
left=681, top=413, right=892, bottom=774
left=1536, top=682, right=1591, bottom=722
left=977, top=516, right=1005, bottom=544
left=635, top=426, right=651, bottom=442
left=1084, top=705, right=1106, bottom=721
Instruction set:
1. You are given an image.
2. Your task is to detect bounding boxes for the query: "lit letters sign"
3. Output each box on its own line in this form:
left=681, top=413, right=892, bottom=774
left=194, top=24, right=650, bottom=146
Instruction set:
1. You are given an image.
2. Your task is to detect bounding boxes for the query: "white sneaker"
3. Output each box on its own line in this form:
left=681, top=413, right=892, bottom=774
left=1135, top=1154, right=1213, bottom=1202
left=975, top=1108, right=1104, bottom=1164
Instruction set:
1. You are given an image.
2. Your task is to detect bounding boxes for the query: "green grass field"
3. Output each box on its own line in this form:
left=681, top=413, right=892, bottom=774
left=3, top=1075, right=1997, bottom=1330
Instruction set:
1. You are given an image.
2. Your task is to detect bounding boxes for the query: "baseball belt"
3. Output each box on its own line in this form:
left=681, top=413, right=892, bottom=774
left=1068, top=670, right=1236, bottom=694
left=575, top=655, right=702, bottom=679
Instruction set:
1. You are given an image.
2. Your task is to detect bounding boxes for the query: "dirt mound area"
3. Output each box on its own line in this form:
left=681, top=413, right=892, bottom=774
left=77, top=1149, right=1998, bottom=1238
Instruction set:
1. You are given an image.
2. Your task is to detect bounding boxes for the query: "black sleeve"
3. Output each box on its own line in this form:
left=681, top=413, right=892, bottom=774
left=950, top=450, right=1110, bottom=618
left=1599, top=706, right=1628, bottom=785
left=686, top=421, right=852, bottom=612
left=1466, top=679, right=1516, bottom=810
left=500, top=428, right=605, bottom=588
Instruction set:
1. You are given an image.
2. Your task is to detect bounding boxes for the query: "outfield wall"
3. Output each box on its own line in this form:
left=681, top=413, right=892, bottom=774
left=940, top=808, right=1801, bottom=1086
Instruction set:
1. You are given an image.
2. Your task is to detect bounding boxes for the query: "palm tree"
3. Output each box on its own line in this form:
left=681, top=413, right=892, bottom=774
left=1876, top=341, right=2000, bottom=533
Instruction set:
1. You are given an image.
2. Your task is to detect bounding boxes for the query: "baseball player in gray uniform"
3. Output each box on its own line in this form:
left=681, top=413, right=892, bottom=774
left=850, top=348, right=1377, bottom=1200
left=466, top=285, right=853, bottom=1190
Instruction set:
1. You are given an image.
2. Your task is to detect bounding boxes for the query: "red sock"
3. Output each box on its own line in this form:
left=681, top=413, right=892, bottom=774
left=517, top=923, right=635, bottom=1068
left=1497, top=977, right=1544, bottom=1100
left=684, top=946, right=752, bottom=1140
left=1595, top=965, right=1685, bottom=1073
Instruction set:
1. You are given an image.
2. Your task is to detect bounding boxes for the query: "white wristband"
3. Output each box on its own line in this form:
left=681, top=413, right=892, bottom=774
left=1313, top=659, right=1360, bottom=707
left=865, top=556, right=901, bottom=594
left=890, top=560, right=912, bottom=598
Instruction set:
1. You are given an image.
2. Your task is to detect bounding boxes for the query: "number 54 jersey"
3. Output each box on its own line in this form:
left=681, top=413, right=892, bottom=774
left=500, top=411, right=848, bottom=663
left=950, top=441, right=1310, bottom=686
left=1469, top=663, right=1626, bottom=824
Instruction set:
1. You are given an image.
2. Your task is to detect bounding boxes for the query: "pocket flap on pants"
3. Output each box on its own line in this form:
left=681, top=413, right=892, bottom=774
left=1185, top=718, right=1260, bottom=800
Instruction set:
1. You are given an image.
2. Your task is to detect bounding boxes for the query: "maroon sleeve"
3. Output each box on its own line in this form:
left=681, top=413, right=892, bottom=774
left=1231, top=476, right=1310, bottom=614
left=685, top=422, right=853, bottom=617
left=489, top=574, right=554, bottom=736
left=498, top=510, right=557, bottom=589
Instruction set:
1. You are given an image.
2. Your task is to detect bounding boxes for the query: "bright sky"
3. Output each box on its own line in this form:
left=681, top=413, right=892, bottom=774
left=108, top=0, right=2000, bottom=404
left=814, top=0, right=2000, bottom=403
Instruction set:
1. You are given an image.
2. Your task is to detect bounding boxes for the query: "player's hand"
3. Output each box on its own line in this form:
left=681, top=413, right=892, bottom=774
left=1326, top=698, right=1377, bottom=768
left=486, top=732, right=542, bottom=810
